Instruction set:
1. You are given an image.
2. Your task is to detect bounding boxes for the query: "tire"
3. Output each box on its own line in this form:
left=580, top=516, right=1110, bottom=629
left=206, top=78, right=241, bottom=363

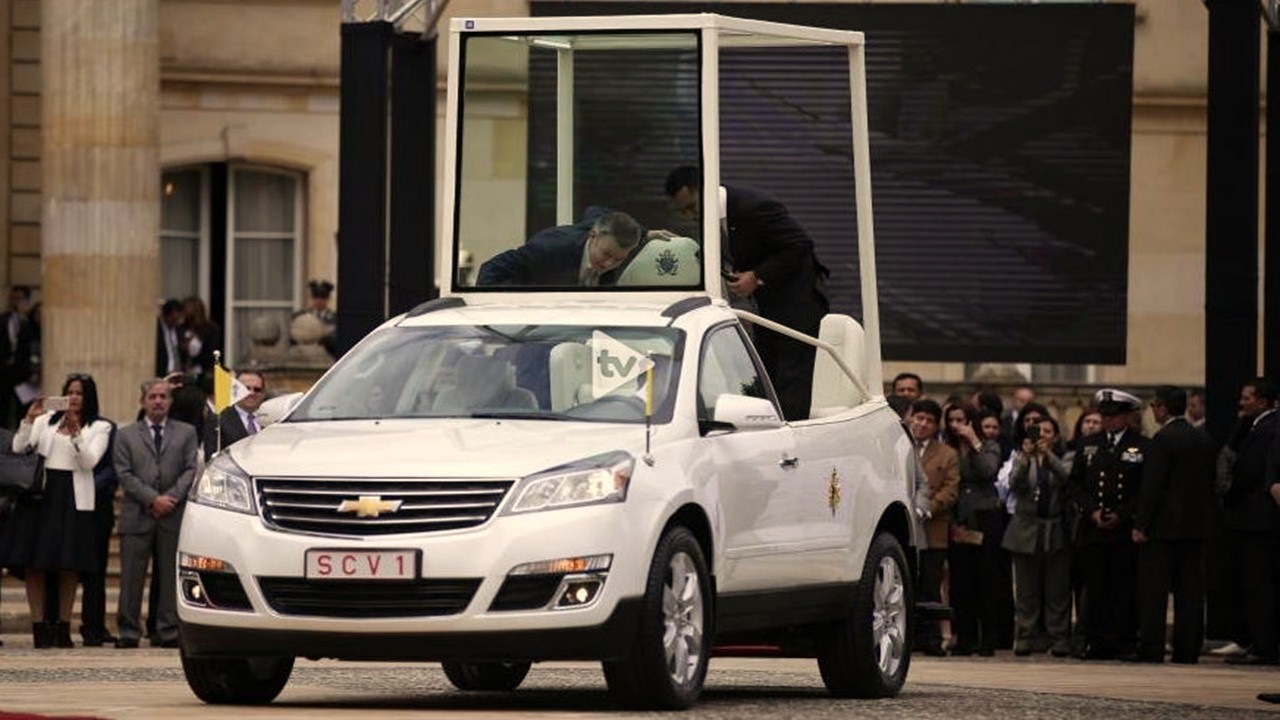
left=441, top=661, right=531, bottom=691
left=602, top=525, right=711, bottom=710
left=181, top=650, right=294, bottom=705
left=817, top=532, right=913, bottom=698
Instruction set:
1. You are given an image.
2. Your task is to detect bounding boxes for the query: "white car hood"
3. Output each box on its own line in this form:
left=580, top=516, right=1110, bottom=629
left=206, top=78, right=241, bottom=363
left=225, top=419, right=648, bottom=478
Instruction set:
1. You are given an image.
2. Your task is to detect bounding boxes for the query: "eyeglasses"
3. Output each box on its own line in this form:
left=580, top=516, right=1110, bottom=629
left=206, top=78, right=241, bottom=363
left=243, top=385, right=264, bottom=392
left=66, top=372, right=91, bottom=382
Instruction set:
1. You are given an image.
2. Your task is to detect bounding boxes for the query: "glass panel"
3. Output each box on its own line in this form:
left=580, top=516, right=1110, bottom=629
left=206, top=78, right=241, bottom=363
left=291, top=325, right=684, bottom=424
left=234, top=170, right=296, bottom=233
left=233, top=237, right=294, bottom=301
left=160, top=235, right=199, bottom=300
left=698, top=326, right=770, bottom=420
left=161, top=170, right=201, bottom=233
left=457, top=32, right=703, bottom=292
left=233, top=307, right=292, bottom=367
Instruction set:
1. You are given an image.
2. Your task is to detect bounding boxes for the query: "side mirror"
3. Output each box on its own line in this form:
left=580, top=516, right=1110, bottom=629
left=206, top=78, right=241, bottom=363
left=713, top=394, right=785, bottom=430
left=254, top=392, right=304, bottom=428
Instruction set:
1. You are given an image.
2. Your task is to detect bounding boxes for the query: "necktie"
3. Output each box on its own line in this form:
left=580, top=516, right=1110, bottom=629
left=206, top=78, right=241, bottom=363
left=246, top=414, right=258, bottom=435
left=1108, top=432, right=1120, bottom=450
left=152, top=424, right=163, bottom=455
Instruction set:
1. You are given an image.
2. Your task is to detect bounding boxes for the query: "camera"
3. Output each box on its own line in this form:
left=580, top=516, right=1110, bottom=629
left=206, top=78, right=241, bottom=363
left=1026, top=424, right=1041, bottom=442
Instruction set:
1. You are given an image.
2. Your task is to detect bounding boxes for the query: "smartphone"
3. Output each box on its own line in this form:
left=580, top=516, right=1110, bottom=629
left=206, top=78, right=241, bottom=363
left=44, top=396, right=70, bottom=412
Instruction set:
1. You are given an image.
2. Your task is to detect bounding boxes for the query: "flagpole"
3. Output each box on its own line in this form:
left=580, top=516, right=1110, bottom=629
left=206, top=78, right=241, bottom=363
left=214, top=350, right=224, bottom=457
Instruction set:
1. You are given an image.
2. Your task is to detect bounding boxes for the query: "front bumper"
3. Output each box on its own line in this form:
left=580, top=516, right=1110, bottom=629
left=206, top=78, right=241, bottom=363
left=181, top=597, right=642, bottom=661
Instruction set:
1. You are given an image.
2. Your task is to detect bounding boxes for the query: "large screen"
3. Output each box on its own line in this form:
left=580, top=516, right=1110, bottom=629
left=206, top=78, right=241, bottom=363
left=532, top=2, right=1134, bottom=364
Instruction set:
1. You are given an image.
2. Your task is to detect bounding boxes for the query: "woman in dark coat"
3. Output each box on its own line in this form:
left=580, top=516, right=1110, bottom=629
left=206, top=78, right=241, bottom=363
left=943, top=403, right=1004, bottom=656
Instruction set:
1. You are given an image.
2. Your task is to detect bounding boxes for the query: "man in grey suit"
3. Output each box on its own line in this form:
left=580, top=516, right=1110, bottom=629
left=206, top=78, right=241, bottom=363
left=114, top=378, right=198, bottom=648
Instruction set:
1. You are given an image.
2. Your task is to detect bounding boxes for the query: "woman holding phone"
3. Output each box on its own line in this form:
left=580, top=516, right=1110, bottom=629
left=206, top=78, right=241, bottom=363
left=0, top=373, right=110, bottom=648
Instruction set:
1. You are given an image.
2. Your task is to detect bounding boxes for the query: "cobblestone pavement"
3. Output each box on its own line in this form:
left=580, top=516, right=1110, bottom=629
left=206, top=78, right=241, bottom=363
left=0, top=638, right=1277, bottom=719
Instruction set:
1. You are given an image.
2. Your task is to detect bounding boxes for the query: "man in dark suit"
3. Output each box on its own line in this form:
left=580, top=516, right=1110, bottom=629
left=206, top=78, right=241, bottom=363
left=1129, top=385, right=1218, bottom=663
left=1223, top=378, right=1280, bottom=665
left=113, top=378, right=198, bottom=648
left=476, top=209, right=642, bottom=287
left=665, top=166, right=829, bottom=421
left=1068, top=388, right=1149, bottom=660
left=153, top=299, right=184, bottom=377
left=0, top=286, right=37, bottom=428
left=204, top=371, right=265, bottom=460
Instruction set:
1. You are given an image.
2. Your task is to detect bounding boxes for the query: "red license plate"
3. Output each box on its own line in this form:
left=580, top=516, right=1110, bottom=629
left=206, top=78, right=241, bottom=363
left=304, top=549, right=419, bottom=580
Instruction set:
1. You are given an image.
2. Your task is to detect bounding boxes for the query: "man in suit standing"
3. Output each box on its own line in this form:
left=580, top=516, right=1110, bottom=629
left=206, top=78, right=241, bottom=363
left=1222, top=378, right=1280, bottom=665
left=0, top=286, right=37, bottom=428
left=1069, top=388, right=1149, bottom=660
left=664, top=166, right=830, bottom=421
left=476, top=209, right=642, bottom=287
left=204, top=371, right=266, bottom=460
left=114, top=378, right=198, bottom=648
left=908, top=398, right=959, bottom=656
left=1129, top=385, right=1218, bottom=663
left=154, top=299, right=185, bottom=377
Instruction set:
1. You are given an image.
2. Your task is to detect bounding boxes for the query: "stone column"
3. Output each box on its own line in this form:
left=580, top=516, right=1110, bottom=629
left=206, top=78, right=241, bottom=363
left=42, top=0, right=158, bottom=422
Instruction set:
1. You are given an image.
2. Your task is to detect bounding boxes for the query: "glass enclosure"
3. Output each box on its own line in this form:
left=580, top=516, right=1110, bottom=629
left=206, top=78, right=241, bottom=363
left=454, top=31, right=705, bottom=292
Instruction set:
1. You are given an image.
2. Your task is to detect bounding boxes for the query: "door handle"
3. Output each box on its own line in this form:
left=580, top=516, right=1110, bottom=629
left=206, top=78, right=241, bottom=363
left=779, top=455, right=799, bottom=469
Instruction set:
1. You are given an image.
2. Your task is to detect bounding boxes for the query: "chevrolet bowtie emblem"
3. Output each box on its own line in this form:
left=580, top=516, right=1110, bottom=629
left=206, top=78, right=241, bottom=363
left=337, top=495, right=402, bottom=518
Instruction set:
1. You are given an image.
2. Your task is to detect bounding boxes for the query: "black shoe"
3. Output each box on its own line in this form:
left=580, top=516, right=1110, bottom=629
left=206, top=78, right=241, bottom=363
left=1120, top=652, right=1163, bottom=664
left=114, top=637, right=139, bottom=649
left=950, top=645, right=975, bottom=657
left=152, top=636, right=181, bottom=649
left=1083, top=645, right=1118, bottom=661
left=1014, top=646, right=1032, bottom=657
left=918, top=645, right=947, bottom=657
left=1259, top=693, right=1280, bottom=704
left=1226, top=653, right=1279, bottom=666
left=31, top=622, right=53, bottom=649
left=53, top=621, right=74, bottom=649
left=978, top=647, right=996, bottom=657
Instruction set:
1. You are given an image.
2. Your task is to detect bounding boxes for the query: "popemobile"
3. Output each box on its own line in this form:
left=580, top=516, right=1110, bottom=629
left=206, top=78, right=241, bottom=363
left=176, top=13, right=922, bottom=710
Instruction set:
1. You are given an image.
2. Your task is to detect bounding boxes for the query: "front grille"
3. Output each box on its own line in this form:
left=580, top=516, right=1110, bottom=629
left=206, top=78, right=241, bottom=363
left=256, top=477, right=515, bottom=536
left=490, top=574, right=564, bottom=611
left=199, top=571, right=252, bottom=610
left=257, top=577, right=481, bottom=618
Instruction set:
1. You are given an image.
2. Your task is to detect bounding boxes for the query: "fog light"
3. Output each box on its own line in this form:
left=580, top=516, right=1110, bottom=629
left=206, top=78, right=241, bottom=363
left=180, top=570, right=208, bottom=607
left=556, top=578, right=602, bottom=608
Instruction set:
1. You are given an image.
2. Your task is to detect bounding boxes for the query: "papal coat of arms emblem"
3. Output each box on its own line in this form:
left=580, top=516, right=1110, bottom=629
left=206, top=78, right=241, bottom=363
left=655, top=249, right=679, bottom=276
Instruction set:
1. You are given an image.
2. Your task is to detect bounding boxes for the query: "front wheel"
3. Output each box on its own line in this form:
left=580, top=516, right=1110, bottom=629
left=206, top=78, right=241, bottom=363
left=441, top=661, right=531, bottom=691
left=181, top=650, right=294, bottom=705
left=817, top=532, right=913, bottom=698
left=603, top=525, right=711, bottom=710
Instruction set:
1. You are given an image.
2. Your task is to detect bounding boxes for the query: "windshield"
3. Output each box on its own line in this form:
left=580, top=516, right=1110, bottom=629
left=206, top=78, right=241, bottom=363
left=290, top=325, right=684, bottom=424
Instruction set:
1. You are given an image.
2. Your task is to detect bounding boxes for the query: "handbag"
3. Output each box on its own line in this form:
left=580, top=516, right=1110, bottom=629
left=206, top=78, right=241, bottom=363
left=0, top=451, right=44, bottom=498
left=956, top=482, right=1002, bottom=524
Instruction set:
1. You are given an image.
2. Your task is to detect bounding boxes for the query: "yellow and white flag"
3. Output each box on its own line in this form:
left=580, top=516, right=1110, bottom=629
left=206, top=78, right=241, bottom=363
left=213, top=364, right=251, bottom=412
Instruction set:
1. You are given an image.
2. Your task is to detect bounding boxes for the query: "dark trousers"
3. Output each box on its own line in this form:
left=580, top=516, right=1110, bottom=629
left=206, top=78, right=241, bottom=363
left=916, top=548, right=947, bottom=648
left=79, top=485, right=116, bottom=641
left=753, top=326, right=817, bottom=422
left=1204, top=508, right=1239, bottom=642
left=117, top=527, right=179, bottom=643
left=1136, top=538, right=1204, bottom=662
left=949, top=521, right=1007, bottom=652
left=1078, top=539, right=1137, bottom=656
left=1229, top=529, right=1279, bottom=658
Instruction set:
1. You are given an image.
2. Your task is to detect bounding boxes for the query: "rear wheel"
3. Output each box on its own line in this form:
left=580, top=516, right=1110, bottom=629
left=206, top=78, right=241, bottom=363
left=603, top=526, right=711, bottom=710
left=441, top=661, right=531, bottom=691
left=817, top=532, right=912, bottom=698
left=181, top=650, right=294, bottom=705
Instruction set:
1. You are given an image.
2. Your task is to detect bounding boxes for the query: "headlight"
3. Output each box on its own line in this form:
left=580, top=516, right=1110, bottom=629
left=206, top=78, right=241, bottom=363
left=506, top=451, right=633, bottom=514
left=191, top=454, right=255, bottom=514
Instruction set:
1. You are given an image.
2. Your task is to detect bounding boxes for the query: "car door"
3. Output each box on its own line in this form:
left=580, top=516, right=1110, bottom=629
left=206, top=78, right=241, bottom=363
left=697, top=323, right=804, bottom=592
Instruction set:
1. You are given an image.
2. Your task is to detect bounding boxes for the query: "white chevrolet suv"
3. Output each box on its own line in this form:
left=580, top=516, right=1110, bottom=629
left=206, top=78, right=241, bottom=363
left=177, top=14, right=919, bottom=710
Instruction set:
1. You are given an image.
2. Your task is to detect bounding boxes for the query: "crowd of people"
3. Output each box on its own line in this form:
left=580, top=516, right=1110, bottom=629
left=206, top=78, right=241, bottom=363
left=0, top=290, right=284, bottom=649
left=889, top=372, right=1280, bottom=668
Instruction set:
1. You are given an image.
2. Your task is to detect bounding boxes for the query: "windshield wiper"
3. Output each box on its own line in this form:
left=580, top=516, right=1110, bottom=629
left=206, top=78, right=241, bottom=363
left=468, top=411, right=574, bottom=421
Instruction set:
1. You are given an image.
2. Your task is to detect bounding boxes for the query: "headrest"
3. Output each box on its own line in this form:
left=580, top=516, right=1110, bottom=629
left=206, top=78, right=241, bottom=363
left=616, top=236, right=702, bottom=286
